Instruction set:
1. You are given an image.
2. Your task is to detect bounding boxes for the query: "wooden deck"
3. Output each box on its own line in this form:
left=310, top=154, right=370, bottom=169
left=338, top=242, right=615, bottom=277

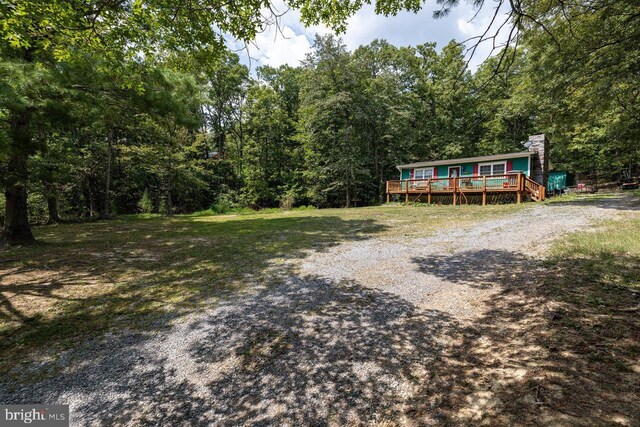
left=386, top=173, right=546, bottom=205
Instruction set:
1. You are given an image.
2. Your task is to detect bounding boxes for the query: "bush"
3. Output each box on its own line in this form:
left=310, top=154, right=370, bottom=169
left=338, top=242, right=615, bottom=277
left=138, top=189, right=154, bottom=214
left=211, top=192, right=240, bottom=214
left=27, top=191, right=48, bottom=225
left=279, top=189, right=296, bottom=210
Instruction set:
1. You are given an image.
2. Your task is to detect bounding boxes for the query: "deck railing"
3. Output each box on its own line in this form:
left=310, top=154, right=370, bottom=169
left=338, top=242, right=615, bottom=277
left=386, top=173, right=545, bottom=204
left=524, top=176, right=546, bottom=201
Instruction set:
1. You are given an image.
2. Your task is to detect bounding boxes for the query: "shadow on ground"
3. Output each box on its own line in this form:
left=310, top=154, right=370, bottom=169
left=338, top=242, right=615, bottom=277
left=545, top=193, right=640, bottom=211
left=0, top=215, right=386, bottom=374
left=412, top=249, right=640, bottom=425
left=2, top=200, right=639, bottom=426
left=3, top=248, right=637, bottom=425
left=1, top=276, right=461, bottom=426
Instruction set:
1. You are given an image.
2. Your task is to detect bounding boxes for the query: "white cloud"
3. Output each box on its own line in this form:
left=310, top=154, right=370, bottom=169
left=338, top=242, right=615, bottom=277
left=230, top=1, right=513, bottom=73
left=251, top=25, right=313, bottom=68
left=456, top=1, right=512, bottom=69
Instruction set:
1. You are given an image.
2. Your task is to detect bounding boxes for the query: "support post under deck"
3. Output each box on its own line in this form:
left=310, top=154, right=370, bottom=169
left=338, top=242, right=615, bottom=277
left=516, top=173, right=522, bottom=204
left=482, top=176, right=487, bottom=205
left=386, top=181, right=389, bottom=204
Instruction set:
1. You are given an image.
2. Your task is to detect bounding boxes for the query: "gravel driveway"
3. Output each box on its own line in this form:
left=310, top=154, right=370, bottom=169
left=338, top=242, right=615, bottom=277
left=2, top=195, right=637, bottom=426
left=300, top=196, right=631, bottom=319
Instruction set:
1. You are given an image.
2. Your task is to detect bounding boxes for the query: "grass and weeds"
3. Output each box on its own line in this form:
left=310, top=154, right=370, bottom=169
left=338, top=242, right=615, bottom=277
left=547, top=201, right=640, bottom=301
left=0, top=202, right=525, bottom=374
left=520, top=212, right=640, bottom=420
left=447, top=196, right=640, bottom=424
left=1, top=194, right=639, bottom=422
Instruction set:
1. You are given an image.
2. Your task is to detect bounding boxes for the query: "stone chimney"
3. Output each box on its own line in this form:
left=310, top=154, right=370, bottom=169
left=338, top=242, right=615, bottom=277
left=528, top=134, right=549, bottom=187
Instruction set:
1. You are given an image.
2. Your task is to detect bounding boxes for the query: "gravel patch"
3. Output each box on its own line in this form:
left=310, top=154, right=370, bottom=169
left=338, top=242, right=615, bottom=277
left=1, top=195, right=637, bottom=426
left=301, top=195, right=636, bottom=318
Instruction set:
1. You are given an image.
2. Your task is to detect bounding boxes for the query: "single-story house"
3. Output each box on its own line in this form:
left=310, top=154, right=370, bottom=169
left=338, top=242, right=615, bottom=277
left=386, top=134, right=549, bottom=204
left=397, top=151, right=534, bottom=181
left=398, top=134, right=549, bottom=186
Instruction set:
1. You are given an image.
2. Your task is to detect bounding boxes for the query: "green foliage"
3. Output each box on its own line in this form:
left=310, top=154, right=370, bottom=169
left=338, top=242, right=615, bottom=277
left=297, top=35, right=485, bottom=207
left=27, top=191, right=48, bottom=224
left=211, top=192, right=242, bottom=214
left=279, top=189, right=297, bottom=210
left=138, top=190, right=154, bottom=214
left=505, top=0, right=640, bottom=180
left=2, top=0, right=639, bottom=229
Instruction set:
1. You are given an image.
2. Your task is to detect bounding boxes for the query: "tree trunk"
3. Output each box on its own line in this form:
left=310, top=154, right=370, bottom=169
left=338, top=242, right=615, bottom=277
left=165, top=150, right=173, bottom=216
left=46, top=195, right=60, bottom=223
left=165, top=189, right=173, bottom=216
left=102, top=130, right=113, bottom=218
left=2, top=111, right=36, bottom=246
left=44, top=182, right=61, bottom=223
left=86, top=175, right=97, bottom=219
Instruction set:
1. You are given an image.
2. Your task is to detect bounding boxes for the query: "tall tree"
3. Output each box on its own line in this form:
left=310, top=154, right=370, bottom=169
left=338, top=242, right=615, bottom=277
left=241, top=84, right=291, bottom=207
left=299, top=35, right=368, bottom=207
left=0, top=0, right=402, bottom=245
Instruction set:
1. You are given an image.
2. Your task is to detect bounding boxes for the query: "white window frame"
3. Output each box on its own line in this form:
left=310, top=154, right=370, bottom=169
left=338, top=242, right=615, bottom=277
left=447, top=166, right=461, bottom=178
left=413, top=167, right=434, bottom=180
left=478, top=161, right=507, bottom=176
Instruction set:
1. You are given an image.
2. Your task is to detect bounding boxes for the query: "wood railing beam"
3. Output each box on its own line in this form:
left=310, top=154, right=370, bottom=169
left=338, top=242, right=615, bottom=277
left=385, top=173, right=545, bottom=204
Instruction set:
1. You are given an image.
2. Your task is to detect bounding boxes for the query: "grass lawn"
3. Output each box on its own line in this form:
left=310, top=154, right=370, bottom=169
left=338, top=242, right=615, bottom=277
left=1, top=194, right=639, bottom=423
left=0, top=202, right=525, bottom=375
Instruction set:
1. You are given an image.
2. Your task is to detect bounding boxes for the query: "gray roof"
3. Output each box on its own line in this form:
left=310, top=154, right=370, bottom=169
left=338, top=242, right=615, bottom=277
left=397, top=151, right=533, bottom=169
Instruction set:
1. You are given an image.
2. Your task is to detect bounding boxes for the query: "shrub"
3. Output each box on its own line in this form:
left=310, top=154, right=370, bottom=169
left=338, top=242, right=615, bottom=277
left=279, top=189, right=296, bottom=210
left=211, top=192, right=240, bottom=214
left=27, top=191, right=48, bottom=225
left=138, top=189, right=154, bottom=214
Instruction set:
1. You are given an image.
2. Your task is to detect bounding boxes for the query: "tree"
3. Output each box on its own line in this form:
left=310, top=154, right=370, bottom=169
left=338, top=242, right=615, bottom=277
left=505, top=0, right=640, bottom=180
left=0, top=0, right=405, bottom=245
left=299, top=35, right=368, bottom=207
left=199, top=52, right=249, bottom=159
left=352, top=40, right=416, bottom=202
left=474, top=49, right=535, bottom=154
left=0, top=59, right=66, bottom=243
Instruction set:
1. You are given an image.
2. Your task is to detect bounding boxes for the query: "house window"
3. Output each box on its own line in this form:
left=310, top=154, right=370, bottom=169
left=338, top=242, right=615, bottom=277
left=493, top=163, right=506, bottom=175
left=414, top=168, right=434, bottom=179
left=479, top=165, right=492, bottom=176
left=479, top=162, right=507, bottom=176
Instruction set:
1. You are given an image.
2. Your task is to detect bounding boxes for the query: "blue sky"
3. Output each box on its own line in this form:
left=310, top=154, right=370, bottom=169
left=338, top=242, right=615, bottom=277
left=229, top=0, right=511, bottom=73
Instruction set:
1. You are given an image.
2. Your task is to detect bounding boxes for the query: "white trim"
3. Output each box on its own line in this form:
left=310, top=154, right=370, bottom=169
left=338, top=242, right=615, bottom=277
left=413, top=167, right=434, bottom=180
left=397, top=151, right=532, bottom=169
left=447, top=166, right=461, bottom=178
left=478, top=161, right=507, bottom=176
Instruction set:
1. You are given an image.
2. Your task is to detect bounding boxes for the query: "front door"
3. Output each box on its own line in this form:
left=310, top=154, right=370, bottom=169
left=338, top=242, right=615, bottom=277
left=449, top=167, right=461, bottom=188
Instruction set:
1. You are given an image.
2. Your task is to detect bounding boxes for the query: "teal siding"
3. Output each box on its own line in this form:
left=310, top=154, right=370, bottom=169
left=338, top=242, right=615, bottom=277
left=510, top=157, right=530, bottom=176
left=399, top=155, right=531, bottom=179
left=437, top=163, right=473, bottom=177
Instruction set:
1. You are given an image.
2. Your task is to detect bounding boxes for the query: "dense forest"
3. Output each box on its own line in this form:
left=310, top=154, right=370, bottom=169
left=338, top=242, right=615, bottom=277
left=1, top=1, right=639, bottom=245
